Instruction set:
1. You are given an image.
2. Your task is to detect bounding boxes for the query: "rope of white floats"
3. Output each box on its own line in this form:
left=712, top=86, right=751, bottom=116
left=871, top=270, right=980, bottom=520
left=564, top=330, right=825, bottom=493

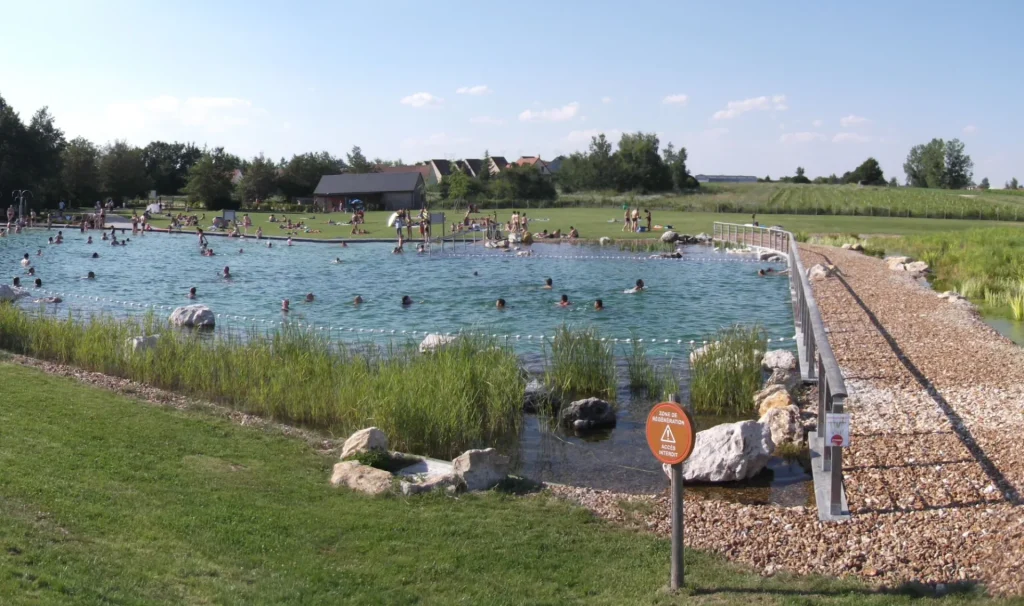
left=33, top=288, right=798, bottom=347
left=432, top=252, right=781, bottom=263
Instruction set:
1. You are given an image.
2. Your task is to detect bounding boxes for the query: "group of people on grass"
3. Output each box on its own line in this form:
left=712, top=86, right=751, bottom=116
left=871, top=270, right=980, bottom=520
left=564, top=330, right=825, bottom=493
left=622, top=207, right=652, bottom=233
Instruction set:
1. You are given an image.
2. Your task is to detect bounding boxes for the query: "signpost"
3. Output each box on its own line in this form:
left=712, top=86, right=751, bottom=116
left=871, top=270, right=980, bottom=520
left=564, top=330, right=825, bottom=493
left=645, top=398, right=696, bottom=591
left=826, top=412, right=850, bottom=448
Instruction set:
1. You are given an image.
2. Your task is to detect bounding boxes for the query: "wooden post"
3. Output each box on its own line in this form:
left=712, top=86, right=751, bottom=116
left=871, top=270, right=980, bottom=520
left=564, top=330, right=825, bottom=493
left=668, top=393, right=684, bottom=590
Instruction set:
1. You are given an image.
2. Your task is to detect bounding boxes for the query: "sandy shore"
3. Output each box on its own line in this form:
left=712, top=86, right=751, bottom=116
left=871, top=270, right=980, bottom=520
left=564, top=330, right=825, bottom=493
left=553, top=245, right=1024, bottom=596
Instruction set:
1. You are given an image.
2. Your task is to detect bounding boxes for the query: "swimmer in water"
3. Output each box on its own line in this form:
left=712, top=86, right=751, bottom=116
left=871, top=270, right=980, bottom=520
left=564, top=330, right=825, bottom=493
left=222, top=266, right=231, bottom=278
left=473, top=271, right=478, bottom=276
left=416, top=243, right=425, bottom=254
left=188, top=287, right=197, bottom=299
left=27, top=267, right=36, bottom=276
left=238, top=248, right=243, bottom=254
left=267, top=242, right=273, bottom=248
left=21, top=253, right=30, bottom=267
left=281, top=299, right=290, bottom=312
left=353, top=295, right=363, bottom=305
left=332, top=257, right=343, bottom=264
left=12, top=277, right=20, bottom=287
left=86, top=271, right=95, bottom=280
left=558, top=294, right=571, bottom=307
left=625, top=279, right=645, bottom=293
left=87, top=236, right=93, bottom=244
left=287, top=237, right=293, bottom=246
left=305, top=293, right=315, bottom=303
left=36, top=249, right=42, bottom=256
left=34, top=278, right=42, bottom=288
left=543, top=277, right=553, bottom=289
left=401, top=295, right=414, bottom=306
left=91, top=252, right=99, bottom=258
left=496, top=298, right=506, bottom=309
left=341, top=242, right=348, bottom=248
left=594, top=299, right=604, bottom=311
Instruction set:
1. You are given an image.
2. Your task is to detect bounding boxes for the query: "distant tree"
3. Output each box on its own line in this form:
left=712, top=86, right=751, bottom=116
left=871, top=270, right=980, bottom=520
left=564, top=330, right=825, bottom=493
left=888, top=177, right=898, bottom=187
left=346, top=146, right=376, bottom=173
left=60, top=137, right=101, bottom=204
left=479, top=150, right=492, bottom=183
left=588, top=134, right=616, bottom=190
left=1009, top=177, right=1020, bottom=190
left=943, top=138, right=974, bottom=189
left=444, top=165, right=472, bottom=200
left=183, top=148, right=236, bottom=210
left=763, top=175, right=772, bottom=182
left=496, top=163, right=556, bottom=201
left=845, top=157, right=886, bottom=186
left=25, top=107, right=66, bottom=203
left=662, top=143, right=695, bottom=191
left=613, top=132, right=671, bottom=193
left=98, top=140, right=152, bottom=202
left=904, top=138, right=946, bottom=187
left=979, top=177, right=990, bottom=190
left=792, top=166, right=810, bottom=184
left=279, top=152, right=344, bottom=199
left=142, top=141, right=201, bottom=195
left=236, top=153, right=279, bottom=204
left=556, top=151, right=595, bottom=193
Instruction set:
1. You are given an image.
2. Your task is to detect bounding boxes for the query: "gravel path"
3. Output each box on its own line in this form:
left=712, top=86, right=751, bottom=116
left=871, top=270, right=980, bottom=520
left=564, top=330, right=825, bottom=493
left=553, top=246, right=1024, bottom=596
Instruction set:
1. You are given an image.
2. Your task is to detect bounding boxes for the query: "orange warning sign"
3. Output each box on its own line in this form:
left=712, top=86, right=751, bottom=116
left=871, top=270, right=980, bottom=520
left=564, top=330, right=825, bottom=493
left=646, top=402, right=696, bottom=465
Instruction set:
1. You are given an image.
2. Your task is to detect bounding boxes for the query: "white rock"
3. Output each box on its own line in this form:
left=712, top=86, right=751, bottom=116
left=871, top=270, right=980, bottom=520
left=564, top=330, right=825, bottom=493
left=400, top=473, right=461, bottom=496
left=340, top=427, right=389, bottom=460
left=419, top=333, right=456, bottom=354
left=885, top=256, right=912, bottom=270
left=126, top=334, right=160, bottom=354
left=0, top=284, right=28, bottom=302
left=168, top=304, right=215, bottom=328
left=660, top=230, right=679, bottom=243
left=758, top=405, right=804, bottom=451
left=841, top=243, right=852, bottom=250
left=762, top=349, right=796, bottom=371
left=599, top=237, right=612, bottom=246
left=850, top=243, right=864, bottom=252
left=330, top=461, right=393, bottom=495
left=903, top=261, right=929, bottom=276
left=694, top=232, right=712, bottom=243
left=665, top=420, right=774, bottom=483
left=807, top=264, right=831, bottom=281
left=452, top=448, right=509, bottom=491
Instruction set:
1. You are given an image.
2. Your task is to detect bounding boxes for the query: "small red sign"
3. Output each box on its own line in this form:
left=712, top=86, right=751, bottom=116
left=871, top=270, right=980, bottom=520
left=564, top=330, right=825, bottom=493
left=831, top=434, right=844, bottom=447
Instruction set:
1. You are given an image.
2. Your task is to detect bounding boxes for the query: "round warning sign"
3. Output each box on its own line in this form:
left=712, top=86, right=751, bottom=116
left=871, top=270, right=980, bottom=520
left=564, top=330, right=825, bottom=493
left=646, top=402, right=696, bottom=465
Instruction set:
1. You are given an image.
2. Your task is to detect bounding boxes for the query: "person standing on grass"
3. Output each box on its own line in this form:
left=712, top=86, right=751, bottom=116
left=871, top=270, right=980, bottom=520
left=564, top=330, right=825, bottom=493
left=632, top=208, right=640, bottom=232
left=645, top=209, right=652, bottom=232
left=622, top=208, right=630, bottom=232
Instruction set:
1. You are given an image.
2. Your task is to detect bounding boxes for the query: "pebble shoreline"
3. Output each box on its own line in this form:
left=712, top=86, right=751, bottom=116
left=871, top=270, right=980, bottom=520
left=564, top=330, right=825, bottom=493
left=552, top=245, right=1024, bottom=596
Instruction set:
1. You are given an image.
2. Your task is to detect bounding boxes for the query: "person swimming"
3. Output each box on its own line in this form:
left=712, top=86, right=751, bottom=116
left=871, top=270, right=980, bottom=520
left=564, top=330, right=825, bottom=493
left=86, top=271, right=95, bottom=280
left=281, top=299, right=290, bottom=312
left=34, top=278, right=42, bottom=288
left=36, top=249, right=42, bottom=256
left=625, top=279, right=645, bottom=293
left=305, top=293, right=315, bottom=303
left=287, top=237, right=293, bottom=246
left=20, top=253, right=30, bottom=267
left=188, top=287, right=197, bottom=299
left=91, top=252, right=99, bottom=258
left=594, top=299, right=604, bottom=311
left=341, top=242, right=348, bottom=248
left=558, top=294, right=571, bottom=307
left=401, top=295, right=414, bottom=306
left=543, top=277, right=553, bottom=289
left=12, top=277, right=20, bottom=287
left=353, top=295, right=363, bottom=305
left=27, top=267, right=35, bottom=276
left=267, top=241, right=273, bottom=248
left=222, top=266, right=231, bottom=278
left=238, top=248, right=244, bottom=254
left=496, top=298, right=506, bottom=309
left=87, top=236, right=93, bottom=244
left=332, top=257, right=343, bottom=264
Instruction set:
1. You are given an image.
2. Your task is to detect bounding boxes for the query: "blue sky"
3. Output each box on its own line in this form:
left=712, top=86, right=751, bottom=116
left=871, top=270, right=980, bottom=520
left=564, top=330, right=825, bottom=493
left=2, top=0, right=1021, bottom=184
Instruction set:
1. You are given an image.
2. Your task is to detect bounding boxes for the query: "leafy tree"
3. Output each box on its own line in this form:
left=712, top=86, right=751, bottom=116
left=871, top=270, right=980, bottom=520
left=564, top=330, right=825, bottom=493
left=346, top=146, right=376, bottom=173
left=183, top=148, right=236, bottom=210
left=888, top=177, right=898, bottom=187
left=496, top=163, right=556, bottom=201
left=979, top=177, right=990, bottom=190
left=662, top=143, right=696, bottom=190
left=60, top=137, right=101, bottom=204
left=943, top=138, right=974, bottom=189
left=479, top=150, right=492, bottom=183
left=792, top=166, right=810, bottom=184
left=1009, top=177, right=1020, bottom=190
left=613, top=132, right=671, bottom=193
left=279, top=152, right=344, bottom=199
left=763, top=175, right=772, bottom=182
left=25, top=108, right=66, bottom=204
left=236, top=153, right=279, bottom=204
left=556, top=152, right=595, bottom=193
left=444, top=165, right=472, bottom=200
left=142, top=141, right=201, bottom=195
left=99, top=140, right=152, bottom=202
left=588, top=134, right=616, bottom=190
left=845, top=157, right=886, bottom=186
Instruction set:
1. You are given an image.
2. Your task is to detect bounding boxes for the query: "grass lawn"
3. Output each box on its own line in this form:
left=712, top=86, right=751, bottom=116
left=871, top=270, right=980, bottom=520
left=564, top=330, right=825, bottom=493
left=0, top=361, right=1011, bottom=605
left=126, top=209, right=1022, bottom=242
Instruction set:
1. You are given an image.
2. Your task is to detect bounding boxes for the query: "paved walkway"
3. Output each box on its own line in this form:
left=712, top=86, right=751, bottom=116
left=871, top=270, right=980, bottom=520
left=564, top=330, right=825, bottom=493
left=553, top=245, right=1024, bottom=595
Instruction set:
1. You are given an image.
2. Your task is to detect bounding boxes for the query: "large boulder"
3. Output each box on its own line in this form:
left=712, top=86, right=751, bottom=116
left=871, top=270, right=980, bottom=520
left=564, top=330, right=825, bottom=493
left=523, top=378, right=554, bottom=413
left=330, top=461, right=393, bottom=495
left=762, top=349, right=796, bottom=371
left=660, top=230, right=679, bottom=243
left=885, top=256, right=912, bottom=270
left=666, top=421, right=774, bottom=483
left=694, top=232, right=712, bottom=243
left=340, top=427, right=389, bottom=460
left=561, top=397, right=616, bottom=431
left=599, top=237, right=612, bottom=246
left=757, top=389, right=795, bottom=417
left=764, top=367, right=800, bottom=392
left=419, top=333, right=455, bottom=354
left=759, top=251, right=784, bottom=262
left=452, top=448, right=509, bottom=491
left=400, top=473, right=461, bottom=496
left=759, top=405, right=804, bottom=452
left=0, top=284, right=28, bottom=302
left=807, top=264, right=832, bottom=281
left=903, top=261, right=929, bottom=276
left=168, top=304, right=215, bottom=328
left=126, top=335, right=160, bottom=354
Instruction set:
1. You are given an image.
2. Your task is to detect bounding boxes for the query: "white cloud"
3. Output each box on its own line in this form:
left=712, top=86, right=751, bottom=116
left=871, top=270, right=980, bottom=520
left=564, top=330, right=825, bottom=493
left=963, top=124, right=977, bottom=135
left=812, top=119, right=824, bottom=127
left=400, top=132, right=469, bottom=150
left=779, top=132, right=825, bottom=144
left=456, top=85, right=492, bottom=96
left=713, top=95, right=787, bottom=120
left=400, top=92, right=444, bottom=108
left=832, top=132, right=873, bottom=143
left=519, top=102, right=580, bottom=122
left=469, top=116, right=504, bottom=125
left=601, top=96, right=612, bottom=104
left=104, top=96, right=264, bottom=133
left=839, top=114, right=869, bottom=127
left=662, top=94, right=689, bottom=106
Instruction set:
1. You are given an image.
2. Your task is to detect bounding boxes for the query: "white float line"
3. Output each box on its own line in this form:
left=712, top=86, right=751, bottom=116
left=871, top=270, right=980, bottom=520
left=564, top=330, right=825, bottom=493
left=437, top=253, right=781, bottom=263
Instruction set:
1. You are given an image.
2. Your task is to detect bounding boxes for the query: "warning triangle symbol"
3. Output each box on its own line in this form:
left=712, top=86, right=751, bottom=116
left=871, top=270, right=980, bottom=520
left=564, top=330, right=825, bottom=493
left=661, top=425, right=676, bottom=443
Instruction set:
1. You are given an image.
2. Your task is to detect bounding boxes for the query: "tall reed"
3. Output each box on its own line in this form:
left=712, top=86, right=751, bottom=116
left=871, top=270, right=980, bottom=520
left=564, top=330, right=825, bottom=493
left=0, top=306, right=523, bottom=459
left=688, top=325, right=767, bottom=415
left=544, top=325, right=616, bottom=400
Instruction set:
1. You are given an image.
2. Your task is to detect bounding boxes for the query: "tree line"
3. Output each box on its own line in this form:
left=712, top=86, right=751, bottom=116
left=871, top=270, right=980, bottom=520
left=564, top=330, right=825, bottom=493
left=556, top=133, right=696, bottom=194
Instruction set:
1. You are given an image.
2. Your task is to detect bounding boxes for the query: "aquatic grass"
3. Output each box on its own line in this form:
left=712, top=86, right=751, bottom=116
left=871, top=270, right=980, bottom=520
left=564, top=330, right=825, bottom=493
left=0, top=305, right=522, bottom=459
left=544, top=325, right=616, bottom=401
left=624, top=338, right=657, bottom=392
left=616, top=239, right=676, bottom=253
left=688, top=325, right=766, bottom=415
left=1010, top=294, right=1024, bottom=321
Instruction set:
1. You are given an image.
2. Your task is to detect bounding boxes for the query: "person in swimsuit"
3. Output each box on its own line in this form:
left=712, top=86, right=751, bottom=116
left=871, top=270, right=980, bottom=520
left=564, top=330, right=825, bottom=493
left=281, top=299, right=290, bottom=312
left=625, top=279, right=645, bottom=293
left=558, top=294, right=571, bottom=307
left=401, top=295, right=414, bottom=307
left=594, top=299, right=604, bottom=311
left=543, top=278, right=553, bottom=289
left=496, top=298, right=506, bottom=310
left=353, top=295, right=363, bottom=305
left=222, top=266, right=231, bottom=278
left=305, top=293, right=315, bottom=303
left=188, top=287, right=197, bottom=299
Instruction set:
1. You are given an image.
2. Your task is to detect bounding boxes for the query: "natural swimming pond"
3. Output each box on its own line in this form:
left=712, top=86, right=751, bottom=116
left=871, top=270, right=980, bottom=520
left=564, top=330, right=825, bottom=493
left=2, top=229, right=803, bottom=499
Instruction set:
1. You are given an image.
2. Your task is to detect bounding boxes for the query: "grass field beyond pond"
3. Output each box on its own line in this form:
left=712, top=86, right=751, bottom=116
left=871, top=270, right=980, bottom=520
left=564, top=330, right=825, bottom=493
left=1, top=361, right=1014, bottom=605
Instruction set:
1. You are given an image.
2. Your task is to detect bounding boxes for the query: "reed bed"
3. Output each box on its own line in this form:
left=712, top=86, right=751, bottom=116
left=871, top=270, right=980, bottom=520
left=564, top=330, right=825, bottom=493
left=624, top=339, right=679, bottom=400
left=688, top=325, right=766, bottom=415
left=0, top=305, right=523, bottom=459
left=544, top=325, right=616, bottom=401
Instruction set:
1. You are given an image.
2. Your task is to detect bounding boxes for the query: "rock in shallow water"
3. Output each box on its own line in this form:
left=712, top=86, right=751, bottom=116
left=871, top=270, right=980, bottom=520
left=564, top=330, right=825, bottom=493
left=663, top=420, right=774, bottom=483
left=561, top=397, right=616, bottom=430
left=168, top=304, right=215, bottom=328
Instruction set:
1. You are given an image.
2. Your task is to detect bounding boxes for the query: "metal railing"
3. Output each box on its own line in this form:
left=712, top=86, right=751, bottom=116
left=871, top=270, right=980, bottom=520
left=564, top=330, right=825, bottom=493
left=712, top=222, right=849, bottom=521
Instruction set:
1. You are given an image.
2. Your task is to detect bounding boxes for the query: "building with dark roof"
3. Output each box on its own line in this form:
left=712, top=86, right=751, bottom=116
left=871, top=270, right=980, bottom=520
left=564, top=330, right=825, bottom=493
left=463, top=159, right=485, bottom=178
left=488, top=156, right=508, bottom=173
left=427, top=159, right=453, bottom=185
left=313, top=172, right=425, bottom=211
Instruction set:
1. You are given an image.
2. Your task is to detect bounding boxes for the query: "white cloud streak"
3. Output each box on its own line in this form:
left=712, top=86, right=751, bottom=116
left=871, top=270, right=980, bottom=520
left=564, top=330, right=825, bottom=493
left=104, top=96, right=265, bottom=133
left=839, top=114, right=869, bottom=127
left=713, top=95, right=787, bottom=120
left=519, top=102, right=580, bottom=122
left=565, top=128, right=623, bottom=144
left=662, top=94, right=689, bottom=106
left=456, top=85, right=492, bottom=96
left=963, top=124, right=977, bottom=134
left=400, top=92, right=444, bottom=108
left=779, top=132, right=825, bottom=144
left=601, top=96, right=612, bottom=104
